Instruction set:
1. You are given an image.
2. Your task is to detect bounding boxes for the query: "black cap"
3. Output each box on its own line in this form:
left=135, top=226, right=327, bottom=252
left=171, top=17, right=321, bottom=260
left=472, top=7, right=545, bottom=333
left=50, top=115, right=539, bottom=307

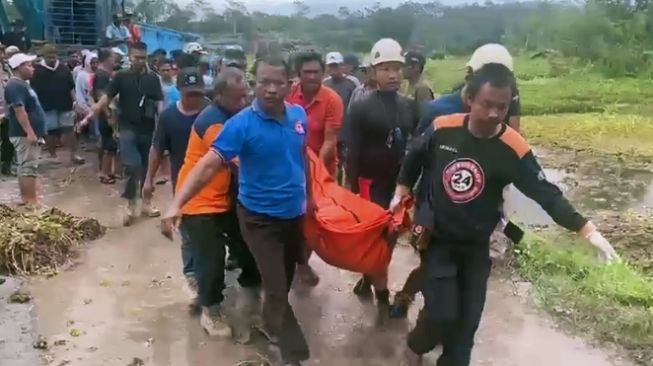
left=404, top=50, right=426, bottom=67
left=343, top=54, right=360, bottom=69
left=177, top=67, right=205, bottom=93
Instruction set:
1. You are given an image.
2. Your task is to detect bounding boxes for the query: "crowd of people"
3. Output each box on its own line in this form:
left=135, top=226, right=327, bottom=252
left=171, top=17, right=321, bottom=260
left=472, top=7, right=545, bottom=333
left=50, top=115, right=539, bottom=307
left=0, top=21, right=622, bottom=366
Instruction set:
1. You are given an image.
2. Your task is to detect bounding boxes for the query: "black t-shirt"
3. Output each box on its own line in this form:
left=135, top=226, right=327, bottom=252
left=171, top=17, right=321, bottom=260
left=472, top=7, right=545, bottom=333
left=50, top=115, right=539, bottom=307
left=106, top=68, right=163, bottom=133
left=398, top=114, right=586, bottom=244
left=152, top=102, right=207, bottom=188
left=31, top=63, right=75, bottom=112
left=92, top=68, right=112, bottom=122
left=2, top=31, right=31, bottom=51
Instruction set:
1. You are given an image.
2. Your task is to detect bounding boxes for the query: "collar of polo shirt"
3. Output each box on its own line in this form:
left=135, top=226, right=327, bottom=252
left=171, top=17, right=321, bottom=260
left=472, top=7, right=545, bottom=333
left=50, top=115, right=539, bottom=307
left=251, top=99, right=293, bottom=122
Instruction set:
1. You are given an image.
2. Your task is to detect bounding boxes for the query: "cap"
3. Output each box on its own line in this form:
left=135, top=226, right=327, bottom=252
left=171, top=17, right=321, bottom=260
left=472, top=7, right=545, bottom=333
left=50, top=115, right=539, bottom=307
left=467, top=43, right=513, bottom=72
left=343, top=54, right=360, bottom=68
left=5, top=45, right=20, bottom=56
left=325, top=52, right=344, bottom=65
left=111, top=47, right=125, bottom=56
left=8, top=53, right=36, bottom=69
left=40, top=43, right=57, bottom=56
left=184, top=42, right=206, bottom=55
left=222, top=58, right=245, bottom=68
left=404, top=50, right=426, bottom=67
left=370, top=38, right=404, bottom=66
left=177, top=67, right=205, bottom=93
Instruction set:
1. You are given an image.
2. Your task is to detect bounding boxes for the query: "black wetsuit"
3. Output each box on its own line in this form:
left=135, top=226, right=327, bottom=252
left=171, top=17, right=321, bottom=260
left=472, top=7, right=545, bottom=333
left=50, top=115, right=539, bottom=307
left=398, top=113, right=587, bottom=366
left=346, top=90, right=418, bottom=207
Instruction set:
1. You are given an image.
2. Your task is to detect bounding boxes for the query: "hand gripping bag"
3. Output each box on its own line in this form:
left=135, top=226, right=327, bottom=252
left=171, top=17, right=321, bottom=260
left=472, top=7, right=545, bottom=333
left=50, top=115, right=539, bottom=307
left=304, top=149, right=410, bottom=275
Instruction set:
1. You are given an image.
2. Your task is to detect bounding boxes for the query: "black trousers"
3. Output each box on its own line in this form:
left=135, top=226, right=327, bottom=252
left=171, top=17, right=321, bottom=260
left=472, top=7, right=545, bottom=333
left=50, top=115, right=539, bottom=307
left=0, top=119, right=14, bottom=166
left=407, top=241, right=491, bottom=366
left=182, top=210, right=261, bottom=307
left=237, top=204, right=309, bottom=363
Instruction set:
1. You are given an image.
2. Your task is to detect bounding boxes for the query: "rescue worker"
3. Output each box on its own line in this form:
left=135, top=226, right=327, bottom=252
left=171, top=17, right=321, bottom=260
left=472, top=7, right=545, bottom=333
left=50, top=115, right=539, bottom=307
left=400, top=50, right=434, bottom=116
left=391, top=44, right=522, bottom=318
left=415, top=43, right=520, bottom=135
left=161, top=67, right=261, bottom=336
left=163, top=56, right=310, bottom=366
left=347, top=38, right=419, bottom=316
left=393, top=63, right=618, bottom=366
left=287, top=51, right=344, bottom=286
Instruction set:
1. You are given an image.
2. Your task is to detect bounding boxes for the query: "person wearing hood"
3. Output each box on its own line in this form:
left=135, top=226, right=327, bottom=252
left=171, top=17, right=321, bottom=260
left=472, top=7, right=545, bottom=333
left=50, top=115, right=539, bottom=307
left=31, top=44, right=84, bottom=164
left=75, top=52, right=99, bottom=140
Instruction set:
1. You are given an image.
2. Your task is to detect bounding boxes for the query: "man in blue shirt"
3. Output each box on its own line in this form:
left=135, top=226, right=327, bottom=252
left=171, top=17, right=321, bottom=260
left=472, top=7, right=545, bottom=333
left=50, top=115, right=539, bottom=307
left=162, top=56, right=310, bottom=365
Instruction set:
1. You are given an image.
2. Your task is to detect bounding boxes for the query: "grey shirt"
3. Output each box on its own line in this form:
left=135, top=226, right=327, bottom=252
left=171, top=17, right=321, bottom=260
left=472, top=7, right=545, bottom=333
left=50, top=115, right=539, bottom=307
left=4, top=77, right=46, bottom=137
left=324, top=75, right=360, bottom=141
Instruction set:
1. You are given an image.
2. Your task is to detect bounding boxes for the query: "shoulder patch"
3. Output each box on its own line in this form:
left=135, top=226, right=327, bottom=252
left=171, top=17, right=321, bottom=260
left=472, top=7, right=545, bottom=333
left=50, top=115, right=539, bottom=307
left=433, top=113, right=466, bottom=130
left=499, top=127, right=530, bottom=158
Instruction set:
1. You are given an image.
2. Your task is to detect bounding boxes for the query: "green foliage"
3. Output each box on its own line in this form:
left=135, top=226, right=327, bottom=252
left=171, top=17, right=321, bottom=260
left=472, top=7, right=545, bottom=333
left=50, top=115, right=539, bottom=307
left=515, top=233, right=653, bottom=364
left=524, top=113, right=653, bottom=157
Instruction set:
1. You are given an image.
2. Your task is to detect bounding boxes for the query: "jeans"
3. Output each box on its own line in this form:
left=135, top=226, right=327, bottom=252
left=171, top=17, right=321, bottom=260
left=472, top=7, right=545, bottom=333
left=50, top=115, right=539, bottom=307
left=119, top=128, right=153, bottom=201
left=180, top=224, right=194, bottom=277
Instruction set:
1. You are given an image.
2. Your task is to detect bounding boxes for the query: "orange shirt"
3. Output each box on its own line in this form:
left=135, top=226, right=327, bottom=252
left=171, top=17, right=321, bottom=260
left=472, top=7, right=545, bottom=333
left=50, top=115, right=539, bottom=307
left=287, top=84, right=343, bottom=173
left=175, top=105, right=233, bottom=215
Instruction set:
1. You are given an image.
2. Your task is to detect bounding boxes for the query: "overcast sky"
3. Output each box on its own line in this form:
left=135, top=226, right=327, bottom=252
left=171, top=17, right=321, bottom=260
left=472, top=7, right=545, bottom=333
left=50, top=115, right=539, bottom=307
left=175, top=0, right=464, bottom=15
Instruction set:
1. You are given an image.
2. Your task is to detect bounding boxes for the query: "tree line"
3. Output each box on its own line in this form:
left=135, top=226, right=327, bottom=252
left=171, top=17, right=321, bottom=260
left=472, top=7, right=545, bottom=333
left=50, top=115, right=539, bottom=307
left=135, top=0, right=653, bottom=76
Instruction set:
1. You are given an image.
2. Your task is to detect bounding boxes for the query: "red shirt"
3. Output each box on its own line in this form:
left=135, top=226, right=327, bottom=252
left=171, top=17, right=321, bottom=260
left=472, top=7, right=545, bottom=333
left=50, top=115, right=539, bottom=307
left=287, top=84, right=343, bottom=173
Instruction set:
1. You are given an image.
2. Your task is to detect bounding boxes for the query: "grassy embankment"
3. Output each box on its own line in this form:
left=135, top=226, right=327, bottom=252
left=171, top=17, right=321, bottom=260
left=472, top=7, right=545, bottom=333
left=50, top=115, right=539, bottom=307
left=426, top=56, right=653, bottom=364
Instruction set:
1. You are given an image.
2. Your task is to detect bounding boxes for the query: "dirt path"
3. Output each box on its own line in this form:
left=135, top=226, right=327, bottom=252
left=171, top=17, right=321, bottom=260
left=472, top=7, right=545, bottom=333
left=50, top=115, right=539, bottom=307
left=0, top=158, right=637, bottom=366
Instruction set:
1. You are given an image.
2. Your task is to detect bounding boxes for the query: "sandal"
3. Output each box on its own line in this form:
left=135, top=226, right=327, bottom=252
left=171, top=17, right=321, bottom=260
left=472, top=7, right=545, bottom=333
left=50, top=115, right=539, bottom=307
left=155, top=177, right=169, bottom=185
left=72, top=156, right=86, bottom=165
left=99, top=176, right=116, bottom=184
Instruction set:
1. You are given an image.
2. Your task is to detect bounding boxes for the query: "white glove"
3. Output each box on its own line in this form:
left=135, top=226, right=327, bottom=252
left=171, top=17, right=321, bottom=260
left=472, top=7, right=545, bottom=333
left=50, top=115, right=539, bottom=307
left=389, top=194, right=403, bottom=213
left=587, top=231, right=619, bottom=263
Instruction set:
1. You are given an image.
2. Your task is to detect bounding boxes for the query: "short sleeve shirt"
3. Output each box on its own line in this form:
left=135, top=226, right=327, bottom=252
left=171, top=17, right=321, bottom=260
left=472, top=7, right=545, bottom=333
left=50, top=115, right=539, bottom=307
left=106, top=69, right=164, bottom=133
left=177, top=105, right=234, bottom=215
left=4, top=78, right=46, bottom=138
left=152, top=102, right=206, bottom=187
left=211, top=101, right=308, bottom=219
left=286, top=84, right=343, bottom=171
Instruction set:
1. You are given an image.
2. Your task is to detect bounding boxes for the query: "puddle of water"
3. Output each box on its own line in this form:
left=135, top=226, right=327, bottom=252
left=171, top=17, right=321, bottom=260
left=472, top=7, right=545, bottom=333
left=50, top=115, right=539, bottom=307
left=507, top=148, right=653, bottom=226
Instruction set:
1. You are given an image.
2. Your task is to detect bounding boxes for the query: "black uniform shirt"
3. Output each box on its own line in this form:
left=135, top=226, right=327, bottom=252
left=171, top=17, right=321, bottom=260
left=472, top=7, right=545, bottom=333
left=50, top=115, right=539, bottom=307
left=347, top=90, right=418, bottom=192
left=398, top=113, right=587, bottom=244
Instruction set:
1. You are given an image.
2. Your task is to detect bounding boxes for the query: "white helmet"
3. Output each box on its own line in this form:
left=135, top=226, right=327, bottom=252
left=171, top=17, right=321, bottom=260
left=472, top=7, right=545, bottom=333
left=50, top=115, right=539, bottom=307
left=370, top=38, right=404, bottom=66
left=467, top=44, right=514, bottom=72
left=183, top=42, right=205, bottom=55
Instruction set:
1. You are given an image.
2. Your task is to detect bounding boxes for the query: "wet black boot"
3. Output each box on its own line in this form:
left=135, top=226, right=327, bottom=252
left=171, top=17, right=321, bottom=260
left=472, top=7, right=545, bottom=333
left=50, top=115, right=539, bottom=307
left=375, top=289, right=390, bottom=325
left=353, top=276, right=373, bottom=299
left=389, top=292, right=413, bottom=319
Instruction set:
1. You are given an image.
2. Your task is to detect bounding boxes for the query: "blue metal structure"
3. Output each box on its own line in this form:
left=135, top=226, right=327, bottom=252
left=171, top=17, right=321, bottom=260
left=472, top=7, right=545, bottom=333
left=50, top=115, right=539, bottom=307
left=0, top=0, right=198, bottom=53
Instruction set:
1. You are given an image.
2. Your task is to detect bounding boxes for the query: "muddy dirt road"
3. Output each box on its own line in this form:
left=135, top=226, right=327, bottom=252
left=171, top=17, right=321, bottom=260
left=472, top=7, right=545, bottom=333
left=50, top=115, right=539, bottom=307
left=0, top=152, right=645, bottom=366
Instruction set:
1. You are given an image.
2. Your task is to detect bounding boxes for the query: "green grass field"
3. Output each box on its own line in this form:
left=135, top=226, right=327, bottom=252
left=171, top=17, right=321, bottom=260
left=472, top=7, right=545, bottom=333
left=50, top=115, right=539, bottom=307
left=423, top=56, right=653, bottom=364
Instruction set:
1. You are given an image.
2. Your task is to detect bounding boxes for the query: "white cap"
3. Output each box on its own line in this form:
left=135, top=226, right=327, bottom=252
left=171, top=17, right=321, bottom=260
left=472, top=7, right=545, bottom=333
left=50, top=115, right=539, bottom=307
left=5, top=45, right=20, bottom=56
left=8, top=53, right=36, bottom=69
left=184, top=42, right=205, bottom=54
left=325, top=52, right=344, bottom=65
left=467, top=43, right=514, bottom=72
left=111, top=47, right=125, bottom=56
left=370, top=38, right=404, bottom=66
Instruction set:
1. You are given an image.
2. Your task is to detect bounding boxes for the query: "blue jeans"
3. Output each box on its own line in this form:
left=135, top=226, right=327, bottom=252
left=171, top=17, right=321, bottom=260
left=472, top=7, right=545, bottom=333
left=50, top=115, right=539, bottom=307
left=119, top=129, right=152, bottom=201
left=180, top=223, right=194, bottom=277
